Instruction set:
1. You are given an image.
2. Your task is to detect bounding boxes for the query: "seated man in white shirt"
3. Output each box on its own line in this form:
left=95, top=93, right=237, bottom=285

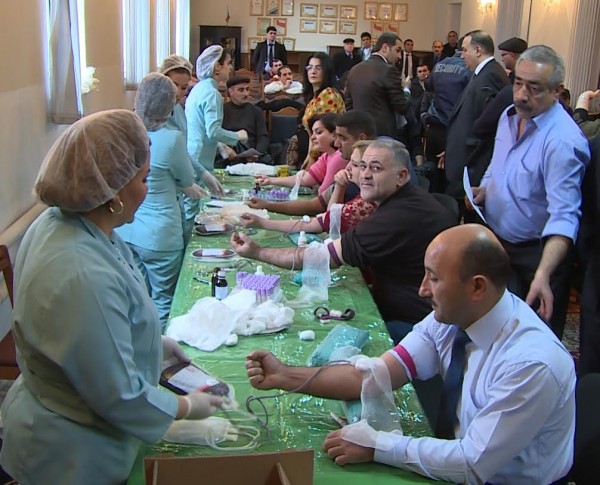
left=245, top=224, right=576, bottom=484
left=264, top=65, right=303, bottom=95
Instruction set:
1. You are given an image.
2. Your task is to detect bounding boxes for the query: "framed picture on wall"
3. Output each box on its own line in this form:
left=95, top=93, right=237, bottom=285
left=281, top=0, right=294, bottom=15
left=319, top=20, right=337, bottom=34
left=385, top=21, right=399, bottom=35
left=275, top=18, right=287, bottom=36
left=266, top=0, right=280, bottom=15
left=257, top=17, right=271, bottom=34
left=320, top=4, right=338, bottom=18
left=299, top=18, right=318, bottom=32
left=300, top=3, right=318, bottom=17
left=340, top=5, right=357, bottom=19
left=247, top=36, right=261, bottom=50
left=283, top=37, right=296, bottom=51
left=339, top=20, right=357, bottom=35
left=393, top=3, right=408, bottom=22
left=364, top=2, right=377, bottom=20
left=378, top=3, right=392, bottom=20
left=250, top=0, right=264, bottom=16
left=371, top=21, right=384, bottom=36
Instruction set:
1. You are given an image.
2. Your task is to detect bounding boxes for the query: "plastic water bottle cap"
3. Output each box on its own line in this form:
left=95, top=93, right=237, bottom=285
left=255, top=265, right=265, bottom=275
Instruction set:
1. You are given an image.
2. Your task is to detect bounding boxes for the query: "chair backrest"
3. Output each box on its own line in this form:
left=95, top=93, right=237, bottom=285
left=431, top=193, right=460, bottom=223
left=0, top=244, right=19, bottom=379
left=0, top=245, right=13, bottom=307
left=269, top=107, right=299, bottom=145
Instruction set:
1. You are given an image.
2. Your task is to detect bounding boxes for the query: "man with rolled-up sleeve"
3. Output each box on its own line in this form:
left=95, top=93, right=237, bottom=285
left=471, top=45, right=590, bottom=339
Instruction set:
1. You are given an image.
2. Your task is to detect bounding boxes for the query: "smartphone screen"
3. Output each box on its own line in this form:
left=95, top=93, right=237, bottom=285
left=160, top=363, right=229, bottom=396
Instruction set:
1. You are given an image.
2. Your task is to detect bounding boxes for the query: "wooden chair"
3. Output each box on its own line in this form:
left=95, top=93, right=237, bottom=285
left=0, top=245, right=19, bottom=379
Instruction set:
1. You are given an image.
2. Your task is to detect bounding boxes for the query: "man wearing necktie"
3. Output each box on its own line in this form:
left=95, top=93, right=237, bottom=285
left=246, top=224, right=576, bottom=484
left=401, top=38, right=416, bottom=79
left=333, top=38, right=360, bottom=80
left=252, top=26, right=288, bottom=79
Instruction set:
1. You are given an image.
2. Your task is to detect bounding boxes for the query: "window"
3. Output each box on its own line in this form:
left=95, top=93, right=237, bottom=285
left=174, top=0, right=190, bottom=60
left=155, top=0, right=171, bottom=67
left=122, top=0, right=150, bottom=87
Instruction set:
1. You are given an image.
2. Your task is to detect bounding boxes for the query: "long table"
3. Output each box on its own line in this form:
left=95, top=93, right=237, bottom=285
left=128, top=173, right=440, bottom=484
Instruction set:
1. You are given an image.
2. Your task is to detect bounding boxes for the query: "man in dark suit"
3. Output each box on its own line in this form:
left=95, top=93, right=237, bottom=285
left=345, top=32, right=409, bottom=138
left=252, top=26, right=288, bottom=79
left=396, top=38, right=418, bottom=80
left=443, top=30, right=509, bottom=203
left=332, top=38, right=361, bottom=81
left=442, top=30, right=459, bottom=58
left=422, top=40, right=446, bottom=70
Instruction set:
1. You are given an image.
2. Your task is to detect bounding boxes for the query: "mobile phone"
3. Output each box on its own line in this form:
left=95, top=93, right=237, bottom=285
left=159, top=362, right=230, bottom=396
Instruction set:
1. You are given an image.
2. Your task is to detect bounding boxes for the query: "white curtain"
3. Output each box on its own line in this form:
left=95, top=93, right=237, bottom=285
left=155, top=0, right=171, bottom=69
left=175, top=0, right=190, bottom=61
left=122, top=0, right=150, bottom=86
left=46, top=0, right=83, bottom=124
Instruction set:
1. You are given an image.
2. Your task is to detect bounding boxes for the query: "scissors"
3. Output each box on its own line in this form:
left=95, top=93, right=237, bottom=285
left=313, top=306, right=356, bottom=321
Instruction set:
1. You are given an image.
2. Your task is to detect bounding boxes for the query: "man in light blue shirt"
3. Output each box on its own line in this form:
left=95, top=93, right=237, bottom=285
left=472, top=45, right=590, bottom=338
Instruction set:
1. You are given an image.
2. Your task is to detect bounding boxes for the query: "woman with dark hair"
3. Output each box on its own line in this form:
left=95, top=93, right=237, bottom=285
left=256, top=113, right=346, bottom=193
left=300, top=52, right=345, bottom=168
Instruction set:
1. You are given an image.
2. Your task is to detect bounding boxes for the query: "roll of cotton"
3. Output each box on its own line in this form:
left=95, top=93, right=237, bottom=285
left=225, top=334, right=238, bottom=346
left=299, top=330, right=316, bottom=341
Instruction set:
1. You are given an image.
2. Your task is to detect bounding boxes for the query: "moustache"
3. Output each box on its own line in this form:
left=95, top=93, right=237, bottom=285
left=515, top=101, right=532, bottom=111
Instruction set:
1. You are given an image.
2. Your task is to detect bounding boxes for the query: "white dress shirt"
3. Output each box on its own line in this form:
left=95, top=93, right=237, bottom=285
left=381, top=291, right=575, bottom=484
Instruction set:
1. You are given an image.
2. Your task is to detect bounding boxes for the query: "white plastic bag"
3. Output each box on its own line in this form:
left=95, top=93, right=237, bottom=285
left=286, top=241, right=330, bottom=308
left=289, top=170, right=305, bottom=200
left=328, top=203, right=343, bottom=240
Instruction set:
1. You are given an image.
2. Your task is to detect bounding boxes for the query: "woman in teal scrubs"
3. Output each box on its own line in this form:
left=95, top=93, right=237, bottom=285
left=0, top=110, right=222, bottom=484
left=116, top=73, right=203, bottom=327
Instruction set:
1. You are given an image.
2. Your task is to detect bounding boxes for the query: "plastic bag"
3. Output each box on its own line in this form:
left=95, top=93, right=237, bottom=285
left=286, top=241, right=330, bottom=308
left=289, top=170, right=304, bottom=200
left=328, top=203, right=343, bottom=240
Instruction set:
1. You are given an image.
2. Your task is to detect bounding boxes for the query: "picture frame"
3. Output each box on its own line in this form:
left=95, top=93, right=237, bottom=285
left=257, top=17, right=271, bottom=34
left=338, top=20, right=357, bottom=35
left=274, top=18, right=287, bottom=36
left=393, top=3, right=408, bottom=22
left=385, top=21, right=399, bottom=35
left=247, top=36, right=261, bottom=50
left=319, top=19, right=337, bottom=34
left=300, top=3, right=318, bottom=17
left=265, top=0, right=280, bottom=16
left=281, top=0, right=294, bottom=15
left=320, top=4, right=338, bottom=18
left=378, top=2, right=393, bottom=20
left=370, top=21, right=384, bottom=36
left=282, top=37, right=296, bottom=51
left=250, top=0, right=264, bottom=16
left=364, top=2, right=377, bottom=20
left=299, top=18, right=318, bottom=33
left=339, top=5, right=357, bottom=19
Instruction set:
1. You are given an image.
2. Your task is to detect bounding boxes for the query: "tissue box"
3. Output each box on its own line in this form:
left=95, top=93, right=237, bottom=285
left=144, top=449, right=314, bottom=485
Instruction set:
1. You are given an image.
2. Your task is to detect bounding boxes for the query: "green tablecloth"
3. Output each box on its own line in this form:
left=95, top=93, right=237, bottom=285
left=128, top=173, right=438, bottom=484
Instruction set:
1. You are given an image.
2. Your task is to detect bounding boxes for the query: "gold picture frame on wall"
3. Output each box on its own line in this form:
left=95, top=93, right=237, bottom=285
left=274, top=18, right=287, bottom=36
left=265, top=0, right=280, bottom=16
left=394, top=3, right=408, bottom=21
left=364, top=2, right=377, bottom=20
left=339, top=20, right=357, bottom=35
left=299, top=18, right=318, bottom=32
left=319, top=19, right=337, bottom=34
left=283, top=37, right=296, bottom=51
left=340, top=5, right=357, bottom=19
left=247, top=36, right=262, bottom=50
left=281, top=0, right=294, bottom=15
left=320, top=4, right=338, bottom=18
left=300, top=3, right=318, bottom=17
left=378, top=3, right=393, bottom=20
left=371, top=21, right=384, bottom=37
left=385, top=21, right=399, bottom=35
left=250, top=0, right=264, bottom=16
left=257, top=17, right=271, bottom=34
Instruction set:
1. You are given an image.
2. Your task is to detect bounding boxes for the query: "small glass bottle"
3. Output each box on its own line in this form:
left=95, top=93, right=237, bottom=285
left=210, top=267, right=221, bottom=297
left=214, top=270, right=228, bottom=300
left=254, top=182, right=261, bottom=195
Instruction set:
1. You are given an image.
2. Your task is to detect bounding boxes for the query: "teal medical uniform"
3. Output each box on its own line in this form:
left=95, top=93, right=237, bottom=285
left=117, top=127, right=195, bottom=327
left=0, top=208, right=178, bottom=484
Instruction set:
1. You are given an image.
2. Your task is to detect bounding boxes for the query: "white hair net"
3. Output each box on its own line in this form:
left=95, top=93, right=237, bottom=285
left=35, top=109, right=149, bottom=212
left=159, top=54, right=193, bottom=76
left=196, top=45, right=224, bottom=79
left=134, top=73, right=177, bottom=131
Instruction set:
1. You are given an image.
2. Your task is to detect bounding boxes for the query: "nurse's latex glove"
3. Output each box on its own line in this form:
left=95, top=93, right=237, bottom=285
left=237, top=129, right=249, bottom=143
left=183, top=392, right=224, bottom=419
left=181, top=183, right=208, bottom=199
left=161, top=336, right=191, bottom=371
left=201, top=171, right=225, bottom=198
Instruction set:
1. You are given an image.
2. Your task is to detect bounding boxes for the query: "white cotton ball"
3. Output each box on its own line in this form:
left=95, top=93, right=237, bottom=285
left=225, top=334, right=238, bottom=346
left=298, top=330, right=316, bottom=341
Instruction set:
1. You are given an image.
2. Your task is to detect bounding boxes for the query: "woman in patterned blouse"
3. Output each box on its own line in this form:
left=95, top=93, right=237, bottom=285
left=301, top=52, right=345, bottom=168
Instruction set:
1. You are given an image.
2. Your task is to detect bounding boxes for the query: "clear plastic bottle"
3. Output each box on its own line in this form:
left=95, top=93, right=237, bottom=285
left=255, top=265, right=265, bottom=276
left=214, top=270, right=228, bottom=300
left=297, top=231, right=308, bottom=247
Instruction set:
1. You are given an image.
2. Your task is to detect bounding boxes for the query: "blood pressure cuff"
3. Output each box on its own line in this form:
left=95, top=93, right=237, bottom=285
left=306, top=324, right=369, bottom=367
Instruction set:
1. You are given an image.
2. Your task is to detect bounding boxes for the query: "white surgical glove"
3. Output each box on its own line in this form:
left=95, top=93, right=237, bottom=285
left=236, top=129, right=249, bottom=143
left=161, top=335, right=191, bottom=371
left=181, top=183, right=208, bottom=199
left=182, top=391, right=224, bottom=419
left=201, top=171, right=225, bottom=198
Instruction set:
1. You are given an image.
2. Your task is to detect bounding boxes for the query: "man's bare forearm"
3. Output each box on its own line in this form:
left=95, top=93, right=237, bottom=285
left=537, top=235, right=571, bottom=280
left=263, top=197, right=326, bottom=216
left=281, top=364, right=363, bottom=400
